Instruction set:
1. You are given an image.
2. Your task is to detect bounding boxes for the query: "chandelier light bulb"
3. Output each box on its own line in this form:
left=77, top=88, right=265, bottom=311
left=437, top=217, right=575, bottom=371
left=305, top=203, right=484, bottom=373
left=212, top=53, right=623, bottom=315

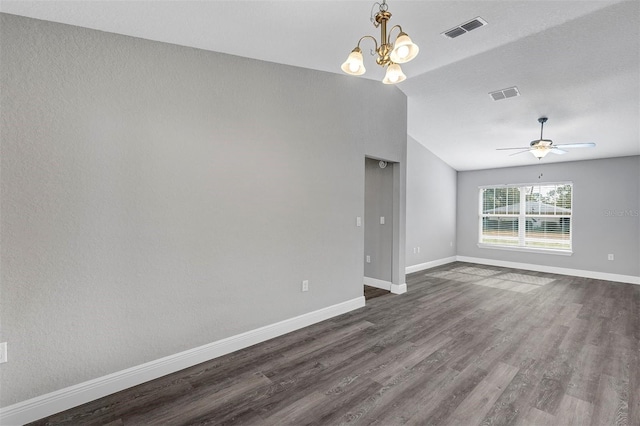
left=382, top=63, right=406, bottom=84
left=341, top=48, right=366, bottom=76
left=389, top=32, right=419, bottom=64
left=395, top=45, right=409, bottom=60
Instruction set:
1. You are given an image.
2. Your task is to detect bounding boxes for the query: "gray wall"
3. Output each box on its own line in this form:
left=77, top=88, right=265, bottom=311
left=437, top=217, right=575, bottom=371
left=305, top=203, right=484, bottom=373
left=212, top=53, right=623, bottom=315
left=0, top=14, right=407, bottom=407
left=364, top=158, right=394, bottom=281
left=457, top=156, right=640, bottom=277
left=405, top=137, right=457, bottom=267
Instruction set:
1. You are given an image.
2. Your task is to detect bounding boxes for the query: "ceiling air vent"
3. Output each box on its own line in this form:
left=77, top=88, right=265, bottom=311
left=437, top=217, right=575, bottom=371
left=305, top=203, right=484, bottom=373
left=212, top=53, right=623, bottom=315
left=489, top=86, right=520, bottom=101
left=444, top=27, right=467, bottom=39
left=442, top=17, right=487, bottom=39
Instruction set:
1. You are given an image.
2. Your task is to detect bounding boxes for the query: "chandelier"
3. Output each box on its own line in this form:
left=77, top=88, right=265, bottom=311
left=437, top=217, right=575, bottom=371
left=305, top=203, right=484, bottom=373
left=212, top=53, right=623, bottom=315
left=341, top=0, right=419, bottom=84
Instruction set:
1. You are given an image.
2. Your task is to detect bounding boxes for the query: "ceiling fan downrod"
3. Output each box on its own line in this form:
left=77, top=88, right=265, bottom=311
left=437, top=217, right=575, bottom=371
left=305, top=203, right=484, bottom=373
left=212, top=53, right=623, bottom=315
left=538, top=116, right=548, bottom=140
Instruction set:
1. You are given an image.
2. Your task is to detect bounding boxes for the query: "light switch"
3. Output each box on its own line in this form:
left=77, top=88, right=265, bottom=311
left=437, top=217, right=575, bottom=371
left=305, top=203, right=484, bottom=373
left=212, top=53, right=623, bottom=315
left=380, top=216, right=385, bottom=225
left=356, top=217, right=362, bottom=227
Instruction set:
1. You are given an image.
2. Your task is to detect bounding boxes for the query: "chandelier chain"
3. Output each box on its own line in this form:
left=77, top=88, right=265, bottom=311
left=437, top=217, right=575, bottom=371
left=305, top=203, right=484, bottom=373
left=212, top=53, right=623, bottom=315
left=370, top=1, right=388, bottom=27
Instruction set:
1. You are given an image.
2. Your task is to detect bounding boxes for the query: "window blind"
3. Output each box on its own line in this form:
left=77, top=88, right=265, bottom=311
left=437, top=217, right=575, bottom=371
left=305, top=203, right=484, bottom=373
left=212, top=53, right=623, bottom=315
left=479, top=183, right=572, bottom=252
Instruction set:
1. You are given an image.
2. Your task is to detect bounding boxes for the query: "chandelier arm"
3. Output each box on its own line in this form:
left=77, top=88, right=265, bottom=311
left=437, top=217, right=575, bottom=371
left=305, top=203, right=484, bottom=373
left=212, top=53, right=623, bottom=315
left=357, top=35, right=379, bottom=52
left=387, top=24, right=403, bottom=43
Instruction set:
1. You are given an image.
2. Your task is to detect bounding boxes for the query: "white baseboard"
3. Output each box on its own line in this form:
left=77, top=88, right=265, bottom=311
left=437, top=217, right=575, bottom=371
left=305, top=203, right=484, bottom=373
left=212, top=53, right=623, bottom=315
left=363, top=277, right=406, bottom=294
left=0, top=297, right=365, bottom=426
left=390, top=283, right=407, bottom=294
left=405, top=256, right=457, bottom=274
left=456, top=256, right=640, bottom=285
left=363, top=276, right=391, bottom=291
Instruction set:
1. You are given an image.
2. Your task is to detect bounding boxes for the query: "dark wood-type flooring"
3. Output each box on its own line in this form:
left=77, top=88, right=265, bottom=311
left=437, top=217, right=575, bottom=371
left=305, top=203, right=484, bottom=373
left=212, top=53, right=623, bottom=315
left=31, top=262, right=640, bottom=425
left=364, top=285, right=390, bottom=301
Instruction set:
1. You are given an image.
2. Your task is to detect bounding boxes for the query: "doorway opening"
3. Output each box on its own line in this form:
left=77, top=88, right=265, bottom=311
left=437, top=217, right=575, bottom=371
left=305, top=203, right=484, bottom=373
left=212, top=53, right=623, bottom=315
left=363, top=157, right=394, bottom=297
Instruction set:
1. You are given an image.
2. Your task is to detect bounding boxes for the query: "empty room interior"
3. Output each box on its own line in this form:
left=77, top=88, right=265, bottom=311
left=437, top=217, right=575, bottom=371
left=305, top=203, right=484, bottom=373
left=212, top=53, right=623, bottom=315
left=1, top=1, right=639, bottom=425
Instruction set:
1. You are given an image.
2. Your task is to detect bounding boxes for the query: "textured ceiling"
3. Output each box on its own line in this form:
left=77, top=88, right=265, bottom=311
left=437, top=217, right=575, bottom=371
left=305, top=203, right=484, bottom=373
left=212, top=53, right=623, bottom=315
left=1, top=0, right=638, bottom=170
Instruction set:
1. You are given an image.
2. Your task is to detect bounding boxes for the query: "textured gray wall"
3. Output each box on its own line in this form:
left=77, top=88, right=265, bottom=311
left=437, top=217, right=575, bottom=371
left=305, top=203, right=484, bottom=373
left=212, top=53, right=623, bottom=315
left=364, top=158, right=394, bottom=281
left=0, top=14, right=407, bottom=406
left=456, top=156, right=640, bottom=277
left=405, top=137, right=457, bottom=266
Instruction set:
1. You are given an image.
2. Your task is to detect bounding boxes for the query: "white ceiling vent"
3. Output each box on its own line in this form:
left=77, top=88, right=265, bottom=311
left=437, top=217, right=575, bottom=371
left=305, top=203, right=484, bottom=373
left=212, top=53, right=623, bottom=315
left=489, top=86, right=520, bottom=101
left=442, top=17, right=487, bottom=39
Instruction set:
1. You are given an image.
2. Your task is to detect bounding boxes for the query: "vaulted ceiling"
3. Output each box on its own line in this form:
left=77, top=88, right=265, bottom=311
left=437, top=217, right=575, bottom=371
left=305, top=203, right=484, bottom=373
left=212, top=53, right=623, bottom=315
left=1, top=0, right=638, bottom=170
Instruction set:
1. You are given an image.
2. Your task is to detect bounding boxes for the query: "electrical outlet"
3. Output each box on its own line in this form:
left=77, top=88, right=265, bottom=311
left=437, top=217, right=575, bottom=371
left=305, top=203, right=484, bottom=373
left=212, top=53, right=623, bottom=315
left=302, top=280, right=309, bottom=292
left=608, top=254, right=614, bottom=261
left=0, top=342, right=7, bottom=364
left=366, top=255, right=371, bottom=263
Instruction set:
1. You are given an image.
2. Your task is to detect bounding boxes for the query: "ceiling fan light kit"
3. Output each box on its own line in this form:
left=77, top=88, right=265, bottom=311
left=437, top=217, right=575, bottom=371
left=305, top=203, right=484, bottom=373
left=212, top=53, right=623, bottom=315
left=530, top=117, right=551, bottom=158
left=531, top=144, right=551, bottom=158
left=341, top=0, right=419, bottom=84
left=498, top=117, right=596, bottom=160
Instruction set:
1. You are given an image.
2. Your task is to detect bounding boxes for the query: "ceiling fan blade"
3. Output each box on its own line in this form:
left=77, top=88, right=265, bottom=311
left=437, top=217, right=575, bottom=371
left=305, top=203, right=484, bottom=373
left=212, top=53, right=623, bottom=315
left=550, top=148, right=568, bottom=155
left=496, top=147, right=530, bottom=151
left=509, top=150, right=531, bottom=157
left=554, top=142, right=596, bottom=149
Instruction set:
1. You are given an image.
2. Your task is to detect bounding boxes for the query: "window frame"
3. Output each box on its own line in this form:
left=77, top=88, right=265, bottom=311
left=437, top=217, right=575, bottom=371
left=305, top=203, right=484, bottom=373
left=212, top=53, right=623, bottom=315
left=477, top=182, right=573, bottom=255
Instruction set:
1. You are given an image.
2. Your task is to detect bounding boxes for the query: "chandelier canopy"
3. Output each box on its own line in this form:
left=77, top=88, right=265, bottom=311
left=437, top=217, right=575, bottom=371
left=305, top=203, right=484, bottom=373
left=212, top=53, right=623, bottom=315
left=341, top=1, right=419, bottom=84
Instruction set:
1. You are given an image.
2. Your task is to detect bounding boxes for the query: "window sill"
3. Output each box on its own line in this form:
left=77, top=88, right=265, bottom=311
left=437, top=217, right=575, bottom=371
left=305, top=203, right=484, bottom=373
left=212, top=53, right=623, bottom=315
left=477, top=243, right=573, bottom=256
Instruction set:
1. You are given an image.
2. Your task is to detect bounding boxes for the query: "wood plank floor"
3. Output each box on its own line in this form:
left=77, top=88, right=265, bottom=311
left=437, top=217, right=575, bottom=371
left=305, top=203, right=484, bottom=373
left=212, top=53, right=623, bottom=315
left=30, top=262, right=640, bottom=425
left=364, top=285, right=390, bottom=301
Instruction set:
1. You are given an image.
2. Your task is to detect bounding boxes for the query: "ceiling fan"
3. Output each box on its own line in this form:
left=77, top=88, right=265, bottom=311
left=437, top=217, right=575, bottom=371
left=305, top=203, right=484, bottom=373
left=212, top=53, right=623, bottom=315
left=497, top=117, right=596, bottom=159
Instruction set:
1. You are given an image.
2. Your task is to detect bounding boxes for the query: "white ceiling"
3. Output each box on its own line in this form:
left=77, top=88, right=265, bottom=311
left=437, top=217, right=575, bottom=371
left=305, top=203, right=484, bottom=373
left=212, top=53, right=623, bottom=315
left=1, top=0, right=638, bottom=170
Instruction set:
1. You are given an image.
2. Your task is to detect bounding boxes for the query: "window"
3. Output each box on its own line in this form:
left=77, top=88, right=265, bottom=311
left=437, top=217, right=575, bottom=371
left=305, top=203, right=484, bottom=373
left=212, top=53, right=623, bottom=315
left=479, top=183, right=572, bottom=253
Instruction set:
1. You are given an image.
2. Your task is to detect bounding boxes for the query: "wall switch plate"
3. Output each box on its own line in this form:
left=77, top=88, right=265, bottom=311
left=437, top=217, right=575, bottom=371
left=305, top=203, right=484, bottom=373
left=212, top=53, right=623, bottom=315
left=302, top=280, right=309, bottom=292
left=366, top=255, right=371, bottom=263
left=608, top=254, right=614, bottom=261
left=417, top=247, right=420, bottom=253
left=0, top=342, right=7, bottom=364
left=356, top=217, right=362, bottom=227
left=380, top=216, right=385, bottom=225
